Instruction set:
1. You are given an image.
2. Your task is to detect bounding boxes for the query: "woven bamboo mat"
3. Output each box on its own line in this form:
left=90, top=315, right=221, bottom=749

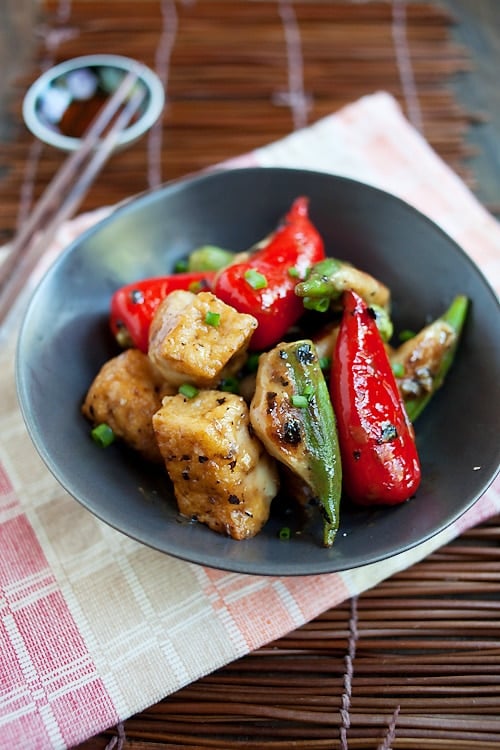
left=0, top=0, right=483, bottom=245
left=79, top=518, right=500, bottom=750
left=2, top=1, right=499, bottom=748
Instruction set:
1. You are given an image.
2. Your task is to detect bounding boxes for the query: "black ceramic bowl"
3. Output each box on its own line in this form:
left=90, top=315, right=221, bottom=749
left=16, top=168, right=500, bottom=575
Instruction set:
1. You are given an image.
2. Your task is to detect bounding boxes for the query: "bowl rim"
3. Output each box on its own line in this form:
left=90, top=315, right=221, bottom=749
left=15, top=167, right=500, bottom=575
left=22, top=53, right=165, bottom=152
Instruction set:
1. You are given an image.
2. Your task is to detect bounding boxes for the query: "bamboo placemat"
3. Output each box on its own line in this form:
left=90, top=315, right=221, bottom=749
left=0, top=0, right=482, bottom=245
left=2, top=2, right=499, bottom=748
left=79, top=518, right=500, bottom=750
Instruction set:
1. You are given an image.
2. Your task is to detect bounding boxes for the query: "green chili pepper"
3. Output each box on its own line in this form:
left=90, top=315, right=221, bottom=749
left=295, top=257, right=391, bottom=312
left=250, top=339, right=342, bottom=547
left=295, top=258, right=343, bottom=301
left=187, top=245, right=235, bottom=272
left=393, top=295, right=469, bottom=422
left=284, top=341, right=342, bottom=546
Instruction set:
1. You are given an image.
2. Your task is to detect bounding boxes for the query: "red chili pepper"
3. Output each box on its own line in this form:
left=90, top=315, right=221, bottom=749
left=330, top=290, right=421, bottom=506
left=213, top=197, right=325, bottom=351
left=110, top=271, right=215, bottom=353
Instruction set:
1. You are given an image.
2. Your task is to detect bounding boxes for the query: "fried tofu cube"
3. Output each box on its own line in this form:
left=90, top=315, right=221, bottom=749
left=152, top=390, right=279, bottom=540
left=82, top=348, right=175, bottom=462
left=148, top=290, right=257, bottom=388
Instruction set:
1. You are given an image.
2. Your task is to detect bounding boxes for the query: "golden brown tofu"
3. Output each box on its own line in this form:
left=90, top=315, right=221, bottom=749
left=152, top=390, right=279, bottom=540
left=82, top=349, right=175, bottom=462
left=148, top=290, right=257, bottom=388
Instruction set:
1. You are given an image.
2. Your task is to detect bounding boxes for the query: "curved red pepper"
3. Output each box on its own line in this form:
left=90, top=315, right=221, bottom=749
left=213, top=197, right=325, bottom=351
left=330, top=290, right=421, bottom=506
left=110, top=271, right=215, bottom=353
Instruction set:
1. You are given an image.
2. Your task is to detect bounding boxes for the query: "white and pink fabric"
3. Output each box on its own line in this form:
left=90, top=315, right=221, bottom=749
left=0, top=92, right=499, bottom=749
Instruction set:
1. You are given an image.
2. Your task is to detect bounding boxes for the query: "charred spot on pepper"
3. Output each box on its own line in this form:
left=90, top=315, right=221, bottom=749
left=294, top=342, right=315, bottom=365
left=353, top=449, right=361, bottom=461
left=130, top=289, right=145, bottom=305
left=377, top=422, right=399, bottom=444
left=281, top=417, right=302, bottom=445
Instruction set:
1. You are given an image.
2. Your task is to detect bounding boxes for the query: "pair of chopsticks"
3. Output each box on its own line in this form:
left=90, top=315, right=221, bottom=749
left=0, top=66, right=147, bottom=328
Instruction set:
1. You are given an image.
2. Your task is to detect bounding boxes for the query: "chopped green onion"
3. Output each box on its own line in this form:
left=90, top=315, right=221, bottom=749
left=244, top=268, right=268, bottom=290
left=288, top=266, right=300, bottom=278
left=91, top=423, right=116, bottom=448
left=399, top=329, right=416, bottom=342
left=303, top=296, right=330, bottom=313
left=291, top=394, right=309, bottom=408
left=219, top=377, right=239, bottom=394
left=205, top=310, right=221, bottom=327
left=245, top=352, right=261, bottom=373
left=392, top=362, right=405, bottom=378
left=279, top=526, right=291, bottom=541
left=174, top=258, right=189, bottom=273
left=179, top=383, right=199, bottom=399
left=319, top=356, right=331, bottom=371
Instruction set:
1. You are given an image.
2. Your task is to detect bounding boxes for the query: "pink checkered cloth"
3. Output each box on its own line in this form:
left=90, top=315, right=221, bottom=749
left=1, top=92, right=499, bottom=749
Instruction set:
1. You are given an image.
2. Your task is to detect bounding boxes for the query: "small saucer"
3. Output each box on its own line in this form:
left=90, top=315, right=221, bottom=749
left=22, top=54, right=164, bottom=152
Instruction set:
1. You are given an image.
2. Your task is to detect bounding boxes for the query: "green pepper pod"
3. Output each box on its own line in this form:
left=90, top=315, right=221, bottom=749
left=187, top=245, right=236, bottom=272
left=249, top=339, right=342, bottom=547
left=392, top=294, right=469, bottom=422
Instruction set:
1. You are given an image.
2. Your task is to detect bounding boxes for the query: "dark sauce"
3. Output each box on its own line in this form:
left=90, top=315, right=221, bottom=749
left=59, top=88, right=142, bottom=138
left=59, top=90, right=110, bottom=138
left=40, top=66, right=143, bottom=139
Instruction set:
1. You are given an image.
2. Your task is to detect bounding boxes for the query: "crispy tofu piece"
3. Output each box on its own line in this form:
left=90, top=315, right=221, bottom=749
left=148, top=290, right=257, bottom=388
left=152, top=390, right=279, bottom=540
left=82, top=348, right=175, bottom=462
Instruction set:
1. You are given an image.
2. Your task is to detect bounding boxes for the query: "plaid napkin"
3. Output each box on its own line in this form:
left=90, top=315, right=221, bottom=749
left=1, top=92, right=499, bottom=750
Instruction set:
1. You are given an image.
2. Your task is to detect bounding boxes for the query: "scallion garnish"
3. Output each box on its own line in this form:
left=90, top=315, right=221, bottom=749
left=219, top=376, right=240, bottom=394
left=245, top=352, right=261, bottom=373
left=319, top=356, right=331, bottom=371
left=399, top=329, right=416, bottom=342
left=205, top=310, right=221, bottom=327
left=392, top=362, right=405, bottom=378
left=91, top=423, right=116, bottom=448
left=244, top=268, right=268, bottom=290
left=291, top=394, right=309, bottom=408
left=279, top=526, right=291, bottom=540
left=179, top=383, right=199, bottom=399
left=174, top=258, right=189, bottom=273
left=302, top=295, right=330, bottom=313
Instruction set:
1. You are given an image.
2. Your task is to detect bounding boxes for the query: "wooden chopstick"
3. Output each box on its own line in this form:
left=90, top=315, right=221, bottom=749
left=0, top=66, right=147, bottom=327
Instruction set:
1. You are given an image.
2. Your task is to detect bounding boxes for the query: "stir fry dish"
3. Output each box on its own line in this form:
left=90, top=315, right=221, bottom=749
left=82, top=197, right=469, bottom=547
